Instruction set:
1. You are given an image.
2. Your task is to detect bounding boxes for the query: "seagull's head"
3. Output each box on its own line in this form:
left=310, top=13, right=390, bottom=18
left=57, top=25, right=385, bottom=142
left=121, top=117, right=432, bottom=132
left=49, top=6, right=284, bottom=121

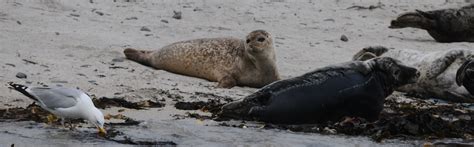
left=89, top=108, right=106, bottom=137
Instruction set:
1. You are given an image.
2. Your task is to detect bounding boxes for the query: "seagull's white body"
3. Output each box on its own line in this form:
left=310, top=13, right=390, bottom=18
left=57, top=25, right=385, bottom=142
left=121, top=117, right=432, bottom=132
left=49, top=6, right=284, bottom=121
left=8, top=83, right=106, bottom=135
left=33, top=90, right=97, bottom=121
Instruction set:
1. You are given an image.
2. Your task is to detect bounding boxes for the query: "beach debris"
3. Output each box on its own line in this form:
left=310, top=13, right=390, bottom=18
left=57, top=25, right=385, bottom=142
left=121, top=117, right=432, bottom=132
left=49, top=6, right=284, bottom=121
left=125, top=17, right=137, bottom=20
left=69, top=13, right=80, bottom=17
left=347, top=3, right=384, bottom=10
left=93, top=97, right=165, bottom=110
left=103, top=130, right=177, bottom=145
left=323, top=18, right=335, bottom=22
left=95, top=11, right=104, bottom=16
left=140, top=26, right=151, bottom=32
left=22, top=59, right=37, bottom=65
left=15, top=72, right=27, bottom=79
left=172, top=11, right=182, bottom=19
left=174, top=99, right=223, bottom=113
left=111, top=58, right=125, bottom=62
left=193, top=7, right=203, bottom=12
left=5, top=63, right=15, bottom=67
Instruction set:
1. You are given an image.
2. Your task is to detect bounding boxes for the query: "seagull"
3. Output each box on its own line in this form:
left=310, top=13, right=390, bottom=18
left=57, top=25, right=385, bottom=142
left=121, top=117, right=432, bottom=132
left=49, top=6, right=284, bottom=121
left=8, top=82, right=106, bottom=136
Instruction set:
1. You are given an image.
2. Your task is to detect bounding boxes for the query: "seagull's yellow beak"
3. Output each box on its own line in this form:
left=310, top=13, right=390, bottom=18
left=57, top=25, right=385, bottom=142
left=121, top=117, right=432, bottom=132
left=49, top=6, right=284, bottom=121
left=98, top=127, right=107, bottom=137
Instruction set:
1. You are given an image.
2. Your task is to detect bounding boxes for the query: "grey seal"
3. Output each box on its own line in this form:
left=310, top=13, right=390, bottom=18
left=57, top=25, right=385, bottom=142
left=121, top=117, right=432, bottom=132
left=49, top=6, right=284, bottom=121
left=218, top=57, right=419, bottom=124
left=389, top=4, right=474, bottom=42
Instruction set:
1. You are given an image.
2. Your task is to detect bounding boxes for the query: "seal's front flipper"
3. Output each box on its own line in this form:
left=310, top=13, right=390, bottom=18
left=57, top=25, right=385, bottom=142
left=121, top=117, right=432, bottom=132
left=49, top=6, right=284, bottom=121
left=248, top=106, right=268, bottom=118
left=217, top=75, right=237, bottom=88
left=218, top=100, right=260, bottom=120
left=426, top=50, right=465, bottom=79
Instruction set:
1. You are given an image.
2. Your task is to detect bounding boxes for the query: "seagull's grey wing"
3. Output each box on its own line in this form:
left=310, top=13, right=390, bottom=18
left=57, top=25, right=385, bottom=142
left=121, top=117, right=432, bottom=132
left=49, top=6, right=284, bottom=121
left=28, top=87, right=81, bottom=109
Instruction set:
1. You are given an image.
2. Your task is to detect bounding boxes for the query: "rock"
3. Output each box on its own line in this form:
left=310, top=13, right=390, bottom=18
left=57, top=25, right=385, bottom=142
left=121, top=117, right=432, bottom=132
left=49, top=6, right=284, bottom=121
left=340, top=35, right=348, bottom=42
left=51, top=80, right=68, bottom=83
left=193, top=7, right=203, bottom=11
left=95, top=11, right=104, bottom=16
left=161, top=19, right=169, bottom=23
left=125, top=17, right=138, bottom=20
left=70, top=13, right=80, bottom=17
left=55, top=32, right=60, bottom=35
left=172, top=11, right=182, bottom=19
left=323, top=18, right=335, bottom=22
left=16, top=72, right=27, bottom=79
left=140, top=26, right=151, bottom=32
left=112, top=58, right=125, bottom=62
left=16, top=21, right=21, bottom=25
left=5, top=63, right=15, bottom=67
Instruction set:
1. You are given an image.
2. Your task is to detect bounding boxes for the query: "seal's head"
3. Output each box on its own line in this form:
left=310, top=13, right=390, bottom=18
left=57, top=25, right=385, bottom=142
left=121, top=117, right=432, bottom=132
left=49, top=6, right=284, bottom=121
left=456, top=59, right=474, bottom=95
left=353, top=46, right=389, bottom=61
left=389, top=10, right=435, bottom=29
left=371, top=57, right=420, bottom=87
left=245, top=30, right=274, bottom=54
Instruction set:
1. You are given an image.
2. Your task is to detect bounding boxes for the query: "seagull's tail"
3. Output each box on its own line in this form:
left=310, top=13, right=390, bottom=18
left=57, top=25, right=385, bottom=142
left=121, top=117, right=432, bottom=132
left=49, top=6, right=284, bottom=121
left=8, top=82, right=38, bottom=101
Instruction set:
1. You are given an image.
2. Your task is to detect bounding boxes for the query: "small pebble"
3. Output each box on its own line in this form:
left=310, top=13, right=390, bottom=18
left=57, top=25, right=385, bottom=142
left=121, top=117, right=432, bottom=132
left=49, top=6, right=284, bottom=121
left=16, top=72, right=27, bottom=79
left=140, top=26, right=151, bottom=32
left=340, top=35, right=348, bottom=42
left=95, top=11, right=104, bottom=16
left=125, top=17, right=138, bottom=20
left=172, top=11, right=182, bottom=19
left=70, top=13, right=80, bottom=17
left=112, top=58, right=124, bottom=62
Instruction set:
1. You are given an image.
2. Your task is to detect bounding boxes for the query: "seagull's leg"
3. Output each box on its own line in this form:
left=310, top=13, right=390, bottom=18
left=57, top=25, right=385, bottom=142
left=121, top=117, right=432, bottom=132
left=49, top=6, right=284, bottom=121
left=60, top=118, right=65, bottom=127
left=68, top=120, right=76, bottom=131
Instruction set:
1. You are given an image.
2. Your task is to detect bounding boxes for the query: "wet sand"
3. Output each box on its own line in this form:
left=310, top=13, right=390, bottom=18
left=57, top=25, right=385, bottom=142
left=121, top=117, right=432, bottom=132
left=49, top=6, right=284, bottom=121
left=0, top=0, right=473, bottom=146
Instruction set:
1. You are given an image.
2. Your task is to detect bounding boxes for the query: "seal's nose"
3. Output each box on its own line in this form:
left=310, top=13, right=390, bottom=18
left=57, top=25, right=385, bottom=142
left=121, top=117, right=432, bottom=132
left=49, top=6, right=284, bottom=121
left=415, top=71, right=421, bottom=78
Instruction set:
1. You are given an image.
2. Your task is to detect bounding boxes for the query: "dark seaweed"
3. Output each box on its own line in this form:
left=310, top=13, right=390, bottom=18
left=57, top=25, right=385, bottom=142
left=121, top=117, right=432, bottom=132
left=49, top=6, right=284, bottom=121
left=104, top=129, right=177, bottom=146
left=93, top=97, right=165, bottom=110
left=174, top=99, right=225, bottom=114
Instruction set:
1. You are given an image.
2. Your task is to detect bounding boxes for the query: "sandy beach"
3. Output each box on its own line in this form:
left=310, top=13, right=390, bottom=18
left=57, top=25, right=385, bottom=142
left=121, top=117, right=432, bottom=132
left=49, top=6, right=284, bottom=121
left=0, top=0, right=473, bottom=146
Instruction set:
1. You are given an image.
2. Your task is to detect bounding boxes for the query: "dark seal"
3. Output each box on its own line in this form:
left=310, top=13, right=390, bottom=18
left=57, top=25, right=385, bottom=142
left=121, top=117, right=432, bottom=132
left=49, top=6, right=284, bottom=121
left=389, top=4, right=474, bottom=42
left=457, top=58, right=474, bottom=95
left=218, top=57, right=419, bottom=124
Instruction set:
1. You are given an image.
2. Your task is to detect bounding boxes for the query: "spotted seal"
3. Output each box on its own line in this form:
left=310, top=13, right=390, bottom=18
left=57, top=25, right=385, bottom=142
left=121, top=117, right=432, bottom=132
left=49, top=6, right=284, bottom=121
left=389, top=4, right=474, bottom=42
left=353, top=46, right=474, bottom=103
left=218, top=57, right=419, bottom=124
left=123, top=30, right=280, bottom=88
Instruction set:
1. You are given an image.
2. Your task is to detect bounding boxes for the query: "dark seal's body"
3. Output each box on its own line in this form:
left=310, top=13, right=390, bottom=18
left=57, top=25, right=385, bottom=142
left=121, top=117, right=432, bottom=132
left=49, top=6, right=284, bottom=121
left=353, top=46, right=474, bottom=103
left=390, top=4, right=474, bottom=42
left=219, top=57, right=419, bottom=124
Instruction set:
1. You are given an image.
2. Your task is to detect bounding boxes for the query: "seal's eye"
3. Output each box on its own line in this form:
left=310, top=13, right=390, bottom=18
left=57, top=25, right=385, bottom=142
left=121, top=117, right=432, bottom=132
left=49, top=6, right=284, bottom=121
left=393, top=69, right=401, bottom=76
left=246, top=39, right=251, bottom=43
left=257, top=37, right=265, bottom=42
